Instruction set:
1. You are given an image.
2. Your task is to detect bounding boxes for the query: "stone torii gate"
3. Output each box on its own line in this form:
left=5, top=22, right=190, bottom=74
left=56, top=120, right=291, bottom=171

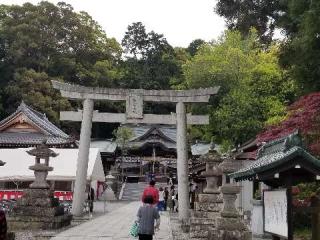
left=52, top=80, right=219, bottom=222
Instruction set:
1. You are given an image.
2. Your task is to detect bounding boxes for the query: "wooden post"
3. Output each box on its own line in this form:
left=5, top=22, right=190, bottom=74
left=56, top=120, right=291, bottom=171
left=311, top=196, right=320, bottom=240
left=286, top=176, right=293, bottom=240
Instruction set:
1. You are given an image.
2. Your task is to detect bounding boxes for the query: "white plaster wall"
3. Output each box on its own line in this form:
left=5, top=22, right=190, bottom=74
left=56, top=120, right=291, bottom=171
left=235, top=160, right=254, bottom=214
left=251, top=201, right=264, bottom=235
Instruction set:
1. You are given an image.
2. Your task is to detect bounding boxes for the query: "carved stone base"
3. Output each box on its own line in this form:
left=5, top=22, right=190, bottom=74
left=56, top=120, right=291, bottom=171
left=8, top=214, right=72, bottom=230
left=190, top=193, right=222, bottom=239
left=212, top=230, right=251, bottom=240
left=216, top=217, right=247, bottom=231
left=213, top=217, right=252, bottom=240
left=198, top=193, right=223, bottom=203
left=8, top=189, right=72, bottom=231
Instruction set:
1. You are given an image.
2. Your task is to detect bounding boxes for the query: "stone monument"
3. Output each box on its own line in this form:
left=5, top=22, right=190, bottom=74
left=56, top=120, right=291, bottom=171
left=189, top=149, right=223, bottom=239
left=8, top=140, right=72, bottom=230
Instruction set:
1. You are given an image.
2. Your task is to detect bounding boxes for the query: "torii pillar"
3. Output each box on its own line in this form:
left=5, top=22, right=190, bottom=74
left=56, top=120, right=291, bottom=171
left=52, top=81, right=219, bottom=222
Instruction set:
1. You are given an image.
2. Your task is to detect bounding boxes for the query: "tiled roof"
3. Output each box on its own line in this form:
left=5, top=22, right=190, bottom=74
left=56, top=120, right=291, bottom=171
left=0, top=102, right=75, bottom=147
left=0, top=102, right=69, bottom=138
left=123, top=124, right=177, bottom=150
left=235, top=151, right=256, bottom=160
left=127, top=124, right=176, bottom=143
left=0, top=132, right=75, bottom=147
left=230, top=132, right=320, bottom=181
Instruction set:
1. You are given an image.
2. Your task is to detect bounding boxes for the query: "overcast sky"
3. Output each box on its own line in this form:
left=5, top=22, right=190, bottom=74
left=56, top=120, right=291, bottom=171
left=1, top=0, right=226, bottom=47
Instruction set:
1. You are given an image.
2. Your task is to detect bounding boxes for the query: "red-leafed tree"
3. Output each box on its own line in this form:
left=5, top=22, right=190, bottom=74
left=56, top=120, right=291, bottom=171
left=257, top=92, right=320, bottom=156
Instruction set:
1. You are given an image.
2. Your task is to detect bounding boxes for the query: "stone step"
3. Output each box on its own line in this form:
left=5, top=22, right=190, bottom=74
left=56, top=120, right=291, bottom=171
left=121, top=182, right=148, bottom=201
left=190, top=217, right=216, bottom=226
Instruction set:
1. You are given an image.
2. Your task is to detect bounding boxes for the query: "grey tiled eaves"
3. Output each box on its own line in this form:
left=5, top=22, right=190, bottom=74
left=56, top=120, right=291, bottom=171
left=230, top=132, right=320, bottom=181
left=0, top=132, right=74, bottom=147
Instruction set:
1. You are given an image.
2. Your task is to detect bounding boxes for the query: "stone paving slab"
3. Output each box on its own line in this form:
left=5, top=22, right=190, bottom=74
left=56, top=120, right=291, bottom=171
left=51, top=201, right=173, bottom=240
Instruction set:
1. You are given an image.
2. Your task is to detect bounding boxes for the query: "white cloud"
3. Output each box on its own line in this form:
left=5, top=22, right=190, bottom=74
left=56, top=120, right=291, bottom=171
left=0, top=0, right=226, bottom=47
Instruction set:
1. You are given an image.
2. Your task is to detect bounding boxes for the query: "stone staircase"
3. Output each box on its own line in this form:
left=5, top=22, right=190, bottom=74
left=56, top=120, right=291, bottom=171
left=120, top=182, right=148, bottom=201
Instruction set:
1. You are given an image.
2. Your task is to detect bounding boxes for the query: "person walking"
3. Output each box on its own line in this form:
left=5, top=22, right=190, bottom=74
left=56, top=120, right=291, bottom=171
left=0, top=210, right=7, bottom=240
left=157, top=187, right=165, bottom=211
left=87, top=185, right=95, bottom=213
left=167, top=185, right=175, bottom=212
left=137, top=195, right=160, bottom=240
left=164, top=187, right=169, bottom=211
left=142, top=180, right=159, bottom=205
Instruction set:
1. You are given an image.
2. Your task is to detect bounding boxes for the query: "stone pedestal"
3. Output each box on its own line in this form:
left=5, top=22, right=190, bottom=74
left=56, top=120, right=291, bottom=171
left=191, top=193, right=223, bottom=239
left=215, top=184, right=251, bottom=240
left=8, top=189, right=72, bottom=230
left=251, top=200, right=272, bottom=240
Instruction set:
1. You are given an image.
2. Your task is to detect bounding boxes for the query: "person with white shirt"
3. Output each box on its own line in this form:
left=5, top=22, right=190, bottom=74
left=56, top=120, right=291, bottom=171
left=157, top=187, right=165, bottom=211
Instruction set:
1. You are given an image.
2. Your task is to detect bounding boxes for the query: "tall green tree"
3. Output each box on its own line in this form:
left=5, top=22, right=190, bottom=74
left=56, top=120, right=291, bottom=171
left=0, top=1, right=122, bottom=123
left=183, top=30, right=297, bottom=146
left=187, top=39, right=205, bottom=57
left=5, top=68, right=71, bottom=124
left=120, top=22, right=182, bottom=90
left=279, top=0, right=320, bottom=93
left=215, top=0, right=320, bottom=93
left=215, top=0, right=283, bottom=44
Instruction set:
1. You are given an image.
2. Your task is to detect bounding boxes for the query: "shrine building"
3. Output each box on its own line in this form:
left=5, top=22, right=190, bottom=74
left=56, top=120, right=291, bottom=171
left=0, top=102, right=77, bottom=148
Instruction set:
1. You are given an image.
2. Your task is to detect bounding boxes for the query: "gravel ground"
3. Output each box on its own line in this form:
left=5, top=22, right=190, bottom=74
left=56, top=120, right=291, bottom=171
left=12, top=200, right=129, bottom=240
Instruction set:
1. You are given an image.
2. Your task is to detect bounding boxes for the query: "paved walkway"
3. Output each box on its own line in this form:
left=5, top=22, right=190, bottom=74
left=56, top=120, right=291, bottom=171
left=52, top=201, right=173, bottom=240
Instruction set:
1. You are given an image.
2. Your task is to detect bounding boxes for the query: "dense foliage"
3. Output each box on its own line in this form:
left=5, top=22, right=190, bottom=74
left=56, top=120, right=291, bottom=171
left=0, top=1, right=122, bottom=123
left=183, top=30, right=296, bottom=145
left=257, top=93, right=320, bottom=156
left=215, top=0, right=320, bottom=93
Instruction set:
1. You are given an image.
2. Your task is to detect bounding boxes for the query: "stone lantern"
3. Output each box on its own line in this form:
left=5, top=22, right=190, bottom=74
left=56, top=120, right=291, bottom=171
left=8, top=140, right=72, bottom=230
left=105, top=171, right=115, bottom=186
left=214, top=155, right=251, bottom=240
left=200, top=149, right=223, bottom=193
left=103, top=171, right=116, bottom=201
left=219, top=154, right=239, bottom=184
left=26, top=139, right=58, bottom=189
left=189, top=149, right=223, bottom=240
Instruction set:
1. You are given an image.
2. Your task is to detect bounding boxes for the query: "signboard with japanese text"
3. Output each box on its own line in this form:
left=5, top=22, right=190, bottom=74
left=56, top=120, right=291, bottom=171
left=263, top=189, right=288, bottom=238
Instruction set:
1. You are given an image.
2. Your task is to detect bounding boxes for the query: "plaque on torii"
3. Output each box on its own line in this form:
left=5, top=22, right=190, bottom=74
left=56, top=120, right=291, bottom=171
left=52, top=80, right=219, bottom=221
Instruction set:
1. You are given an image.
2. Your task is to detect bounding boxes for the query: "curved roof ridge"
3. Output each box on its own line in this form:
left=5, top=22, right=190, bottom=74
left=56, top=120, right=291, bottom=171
left=0, top=101, right=69, bottom=139
left=22, top=104, right=69, bottom=138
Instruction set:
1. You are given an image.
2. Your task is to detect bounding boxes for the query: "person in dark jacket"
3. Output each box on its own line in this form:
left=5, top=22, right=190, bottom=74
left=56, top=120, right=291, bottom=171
left=0, top=210, right=7, bottom=240
left=87, top=186, right=95, bottom=213
left=137, top=195, right=160, bottom=240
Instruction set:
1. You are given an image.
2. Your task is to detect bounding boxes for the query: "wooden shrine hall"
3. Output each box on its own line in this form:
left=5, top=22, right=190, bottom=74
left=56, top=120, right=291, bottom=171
left=101, top=124, right=213, bottom=181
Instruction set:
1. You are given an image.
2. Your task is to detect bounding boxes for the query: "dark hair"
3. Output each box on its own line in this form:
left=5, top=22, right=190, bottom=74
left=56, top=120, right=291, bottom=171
left=143, top=195, right=154, bottom=204
left=159, top=187, right=163, bottom=191
left=170, top=185, right=175, bottom=190
left=149, top=180, right=155, bottom=186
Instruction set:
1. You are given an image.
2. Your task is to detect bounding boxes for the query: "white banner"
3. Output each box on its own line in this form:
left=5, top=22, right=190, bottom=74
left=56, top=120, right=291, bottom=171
left=264, top=189, right=288, bottom=238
